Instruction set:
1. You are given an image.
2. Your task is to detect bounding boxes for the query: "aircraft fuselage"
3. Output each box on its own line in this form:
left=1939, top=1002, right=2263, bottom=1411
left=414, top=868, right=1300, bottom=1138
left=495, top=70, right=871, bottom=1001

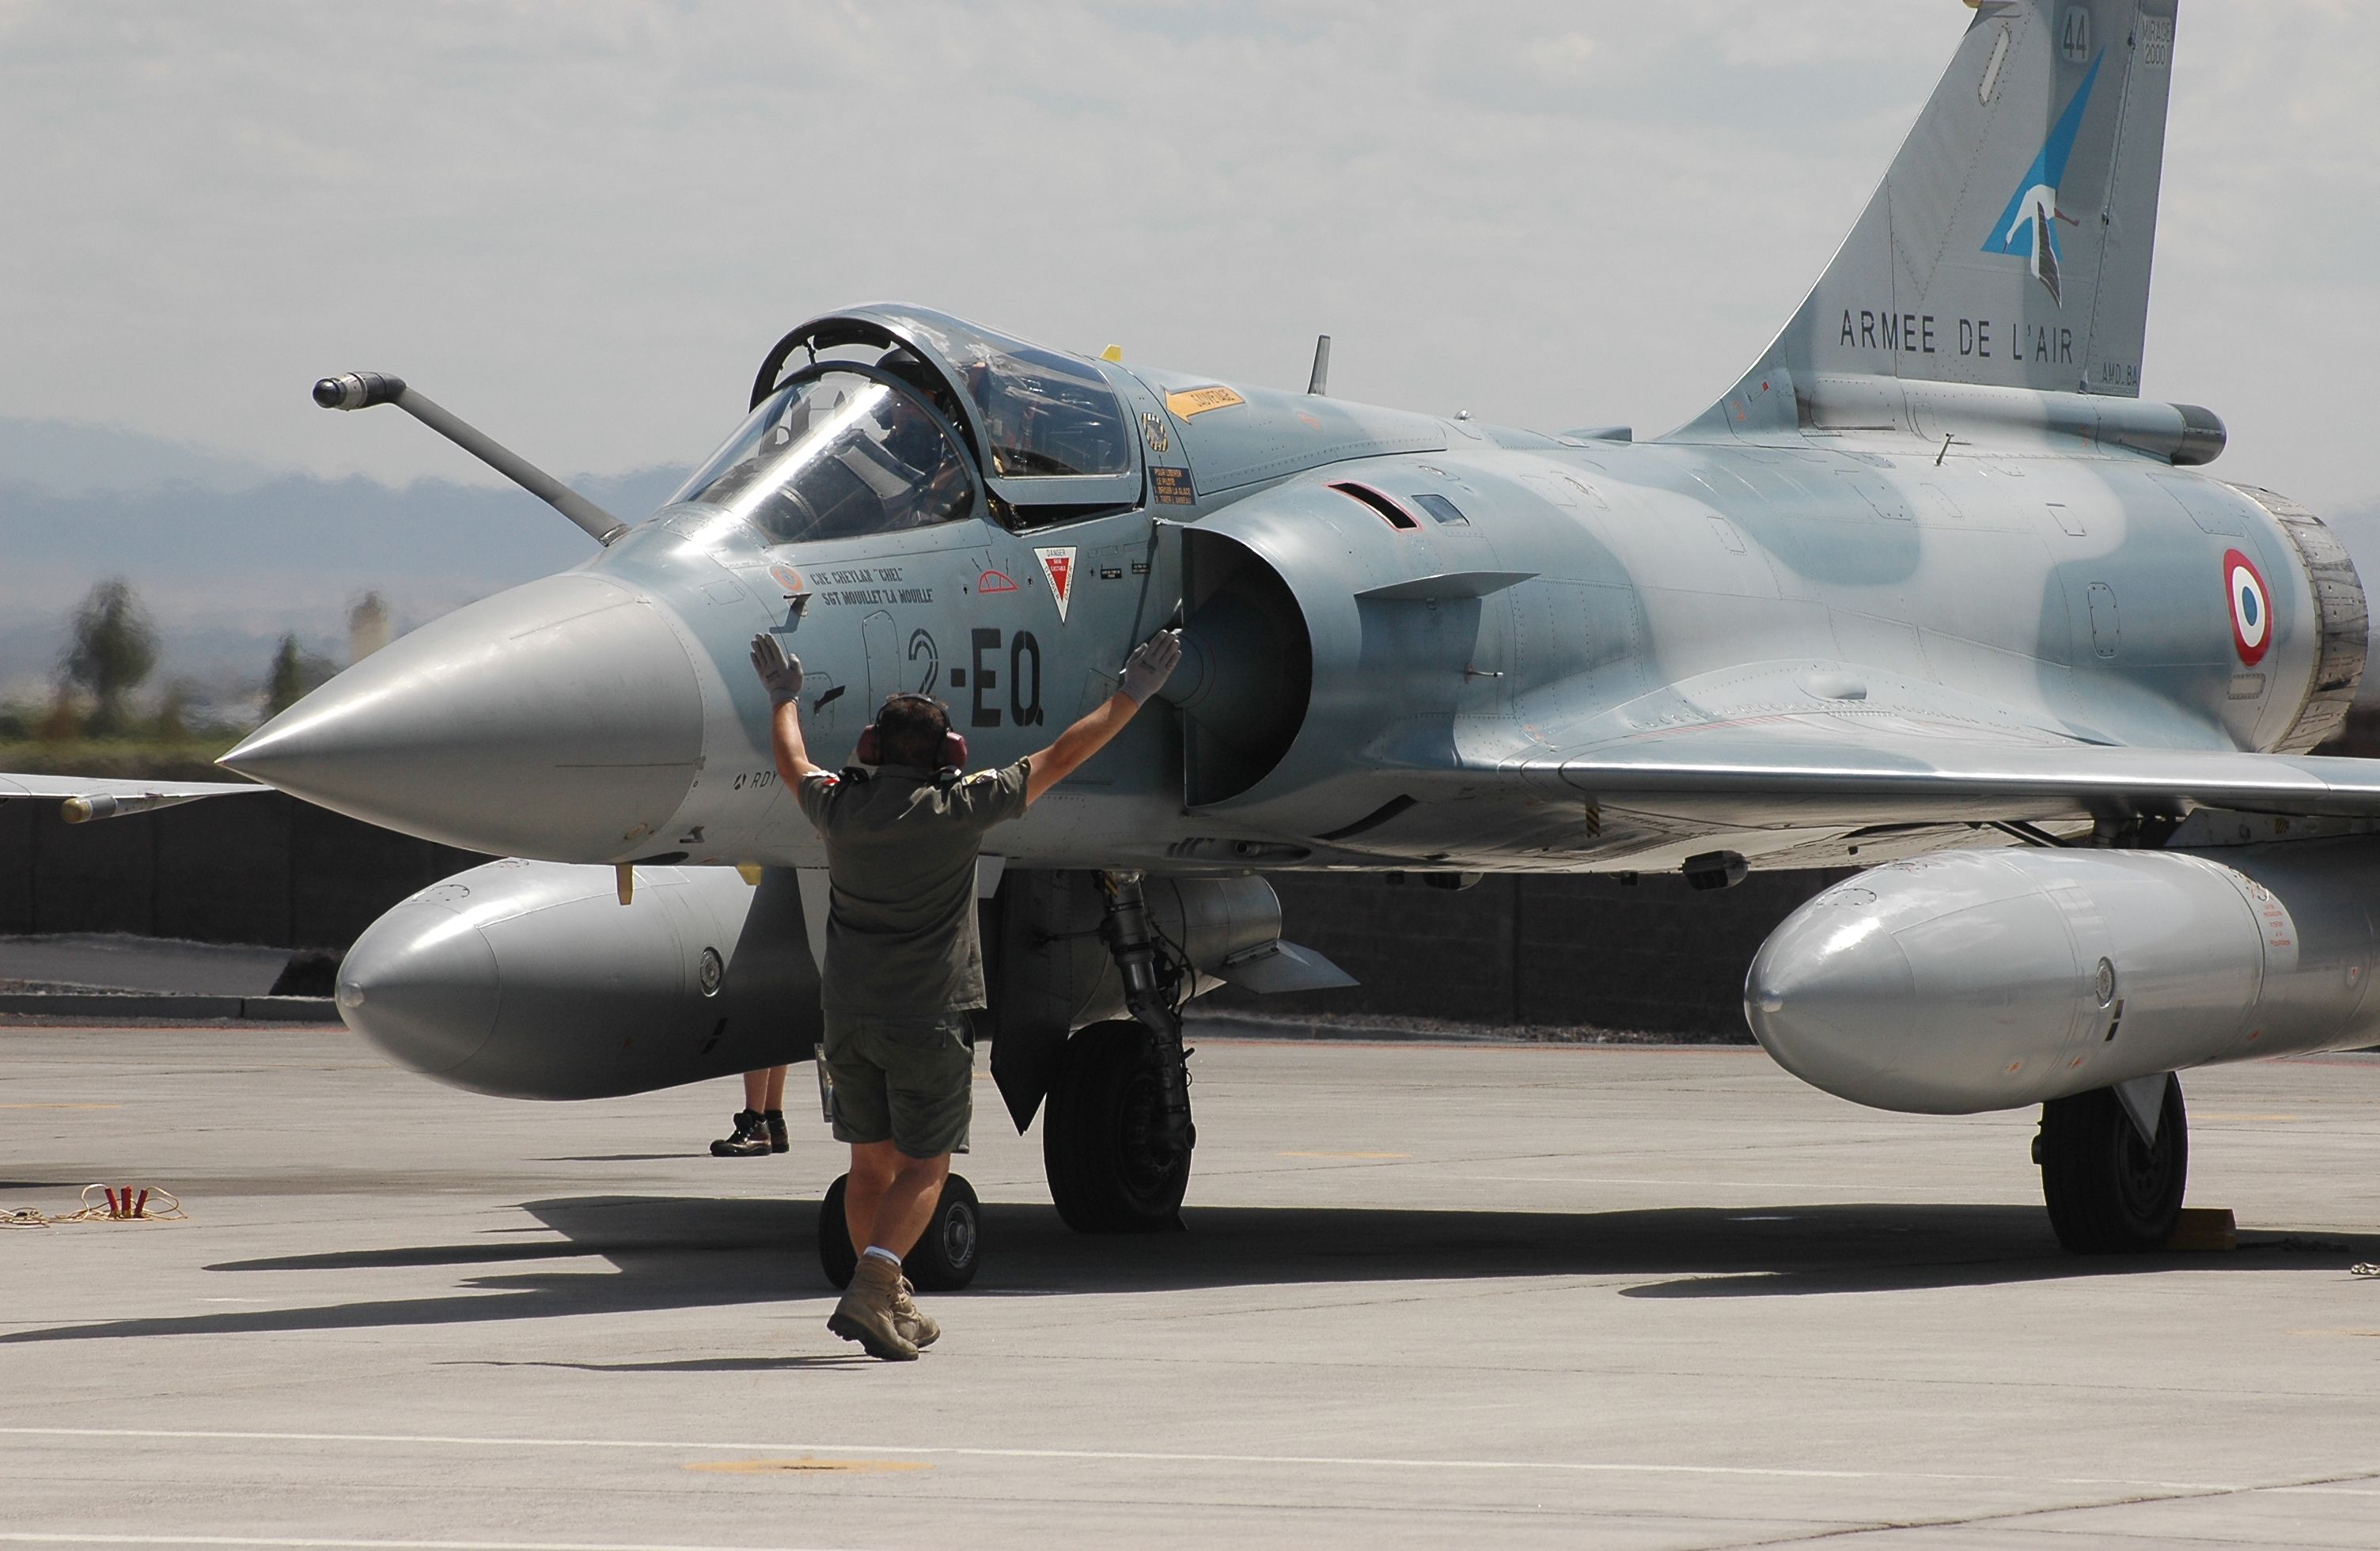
left=236, top=331, right=2332, bottom=885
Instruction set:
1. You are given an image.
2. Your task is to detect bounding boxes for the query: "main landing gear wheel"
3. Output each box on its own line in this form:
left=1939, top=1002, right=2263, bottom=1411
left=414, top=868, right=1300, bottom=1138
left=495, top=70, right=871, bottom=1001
left=1043, top=1019, right=1192, bottom=1233
left=2037, top=1078, right=2189, bottom=1253
left=817, top=1172, right=983, bottom=1291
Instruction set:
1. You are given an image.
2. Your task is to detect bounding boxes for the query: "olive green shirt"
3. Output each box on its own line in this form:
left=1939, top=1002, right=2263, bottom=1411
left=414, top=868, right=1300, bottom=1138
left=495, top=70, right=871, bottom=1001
left=795, top=758, right=1031, bottom=1013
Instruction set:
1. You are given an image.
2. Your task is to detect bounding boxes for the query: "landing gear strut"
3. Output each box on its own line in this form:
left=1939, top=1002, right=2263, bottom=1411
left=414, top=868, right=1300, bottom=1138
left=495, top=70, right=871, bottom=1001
left=2037, top=1075, right=2189, bottom=1253
left=1041, top=871, right=1196, bottom=1232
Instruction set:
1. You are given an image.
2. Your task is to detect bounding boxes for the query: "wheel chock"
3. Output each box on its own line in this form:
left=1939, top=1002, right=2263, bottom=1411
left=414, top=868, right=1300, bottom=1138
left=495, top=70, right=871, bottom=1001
left=2164, top=1207, right=2237, bottom=1252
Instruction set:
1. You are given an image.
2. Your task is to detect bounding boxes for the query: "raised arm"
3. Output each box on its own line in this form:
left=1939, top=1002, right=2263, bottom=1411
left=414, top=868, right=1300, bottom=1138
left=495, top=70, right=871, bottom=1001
left=750, top=634, right=825, bottom=787
left=1024, top=630, right=1181, bottom=806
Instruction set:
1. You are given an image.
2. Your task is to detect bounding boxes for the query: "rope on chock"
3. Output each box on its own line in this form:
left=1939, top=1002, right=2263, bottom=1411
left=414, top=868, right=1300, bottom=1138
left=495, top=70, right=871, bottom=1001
left=1, top=1184, right=185, bottom=1227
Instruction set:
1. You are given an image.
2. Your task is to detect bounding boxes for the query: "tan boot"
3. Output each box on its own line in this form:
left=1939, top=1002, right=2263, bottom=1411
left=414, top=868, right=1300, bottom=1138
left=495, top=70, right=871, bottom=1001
left=890, top=1276, right=940, bottom=1348
left=828, top=1254, right=919, bottom=1360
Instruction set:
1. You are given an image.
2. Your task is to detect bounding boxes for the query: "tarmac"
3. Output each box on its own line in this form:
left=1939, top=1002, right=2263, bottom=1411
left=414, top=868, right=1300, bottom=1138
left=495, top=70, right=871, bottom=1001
left=5, top=1020, right=2380, bottom=1549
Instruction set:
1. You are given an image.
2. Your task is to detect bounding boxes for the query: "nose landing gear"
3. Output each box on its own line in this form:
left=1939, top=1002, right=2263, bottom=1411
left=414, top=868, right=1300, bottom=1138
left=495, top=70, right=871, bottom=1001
left=2036, top=1073, right=2189, bottom=1253
left=1040, top=871, right=1197, bottom=1233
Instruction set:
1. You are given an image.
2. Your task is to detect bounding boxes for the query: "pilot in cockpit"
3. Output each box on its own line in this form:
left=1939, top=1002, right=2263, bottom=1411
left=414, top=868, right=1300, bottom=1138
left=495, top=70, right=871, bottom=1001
left=674, top=352, right=980, bottom=544
left=869, top=355, right=971, bottom=528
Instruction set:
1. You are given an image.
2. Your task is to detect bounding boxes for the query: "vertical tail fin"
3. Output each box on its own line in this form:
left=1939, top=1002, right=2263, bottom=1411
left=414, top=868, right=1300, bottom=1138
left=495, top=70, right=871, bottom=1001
left=1686, top=1, right=2178, bottom=437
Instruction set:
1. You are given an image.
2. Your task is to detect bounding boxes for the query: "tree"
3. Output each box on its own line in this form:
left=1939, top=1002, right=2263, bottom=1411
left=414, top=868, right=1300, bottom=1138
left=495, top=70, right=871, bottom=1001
left=347, top=592, right=391, bottom=663
left=60, top=578, right=158, bottom=736
left=263, top=634, right=339, bottom=716
left=152, top=679, right=194, bottom=743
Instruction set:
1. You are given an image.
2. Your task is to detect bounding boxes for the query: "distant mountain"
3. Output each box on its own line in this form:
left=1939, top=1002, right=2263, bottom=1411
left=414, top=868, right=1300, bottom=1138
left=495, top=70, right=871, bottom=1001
left=0, top=415, right=689, bottom=707
left=0, top=416, right=287, bottom=494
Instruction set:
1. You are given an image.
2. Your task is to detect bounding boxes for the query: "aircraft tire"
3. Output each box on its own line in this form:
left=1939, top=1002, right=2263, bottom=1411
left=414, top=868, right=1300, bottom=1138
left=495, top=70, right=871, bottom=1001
left=2038, top=1079, right=2188, bottom=1253
left=817, top=1171, right=982, bottom=1291
left=905, top=1174, right=981, bottom=1291
left=1043, top=1019, right=1192, bottom=1233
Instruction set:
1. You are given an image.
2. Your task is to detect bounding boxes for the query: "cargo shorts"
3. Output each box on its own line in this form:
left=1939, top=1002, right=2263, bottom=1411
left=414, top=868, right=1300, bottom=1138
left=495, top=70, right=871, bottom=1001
left=820, top=1008, right=973, bottom=1159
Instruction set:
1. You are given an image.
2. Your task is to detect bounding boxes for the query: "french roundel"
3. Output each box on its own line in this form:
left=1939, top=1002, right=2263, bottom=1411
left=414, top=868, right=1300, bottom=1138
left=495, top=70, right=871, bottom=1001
left=2223, top=548, right=2270, bottom=666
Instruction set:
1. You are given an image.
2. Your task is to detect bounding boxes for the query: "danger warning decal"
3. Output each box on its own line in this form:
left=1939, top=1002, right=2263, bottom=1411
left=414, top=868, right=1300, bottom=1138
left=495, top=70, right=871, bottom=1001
left=1034, top=546, right=1077, bottom=623
left=1163, top=385, right=1244, bottom=419
left=2224, top=548, right=2270, bottom=666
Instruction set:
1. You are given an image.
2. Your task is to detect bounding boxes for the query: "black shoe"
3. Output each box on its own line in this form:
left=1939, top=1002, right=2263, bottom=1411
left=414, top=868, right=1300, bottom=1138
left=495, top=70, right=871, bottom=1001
left=764, top=1109, right=789, bottom=1153
left=711, top=1109, right=771, bottom=1158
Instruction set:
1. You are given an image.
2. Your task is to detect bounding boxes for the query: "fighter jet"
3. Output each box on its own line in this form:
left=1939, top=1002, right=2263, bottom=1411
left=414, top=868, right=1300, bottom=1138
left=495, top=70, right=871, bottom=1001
left=22, top=0, right=2373, bottom=1255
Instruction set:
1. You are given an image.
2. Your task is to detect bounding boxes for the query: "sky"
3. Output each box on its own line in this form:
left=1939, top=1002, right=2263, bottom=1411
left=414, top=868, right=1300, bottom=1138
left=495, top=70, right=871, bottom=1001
left=0, top=1, right=2374, bottom=698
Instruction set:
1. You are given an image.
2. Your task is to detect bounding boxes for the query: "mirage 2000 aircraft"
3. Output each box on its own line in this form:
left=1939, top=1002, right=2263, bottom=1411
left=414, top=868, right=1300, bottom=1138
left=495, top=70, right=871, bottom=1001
left=19, top=0, right=2376, bottom=1261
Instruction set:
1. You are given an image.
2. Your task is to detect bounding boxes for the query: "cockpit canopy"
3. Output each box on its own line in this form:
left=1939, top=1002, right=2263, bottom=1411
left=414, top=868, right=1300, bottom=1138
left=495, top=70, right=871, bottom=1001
left=670, top=366, right=974, bottom=545
left=736, top=306, right=1144, bottom=531
left=870, top=309, right=1133, bottom=480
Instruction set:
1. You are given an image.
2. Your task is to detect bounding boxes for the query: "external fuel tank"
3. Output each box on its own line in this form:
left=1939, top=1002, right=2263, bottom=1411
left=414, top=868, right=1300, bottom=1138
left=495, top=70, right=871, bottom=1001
left=1745, top=836, right=2380, bottom=1113
left=335, top=859, right=1303, bottom=1101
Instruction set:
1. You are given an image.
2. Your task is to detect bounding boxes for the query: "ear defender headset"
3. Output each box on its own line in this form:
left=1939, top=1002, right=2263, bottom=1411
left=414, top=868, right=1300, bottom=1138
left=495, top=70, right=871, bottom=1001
left=855, top=693, right=968, bottom=771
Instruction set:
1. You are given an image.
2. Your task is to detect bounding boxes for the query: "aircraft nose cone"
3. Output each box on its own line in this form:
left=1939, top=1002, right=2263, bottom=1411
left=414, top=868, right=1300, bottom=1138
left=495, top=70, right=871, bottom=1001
left=221, top=574, right=703, bottom=859
left=336, top=892, right=502, bottom=1079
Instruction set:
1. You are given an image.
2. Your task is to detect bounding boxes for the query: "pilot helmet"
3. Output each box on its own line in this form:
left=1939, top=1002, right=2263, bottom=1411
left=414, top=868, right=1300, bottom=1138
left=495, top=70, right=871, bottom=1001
left=874, top=350, right=961, bottom=424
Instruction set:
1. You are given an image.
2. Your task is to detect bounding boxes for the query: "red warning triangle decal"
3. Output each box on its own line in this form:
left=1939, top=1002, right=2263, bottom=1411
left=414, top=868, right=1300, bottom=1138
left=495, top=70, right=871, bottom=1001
left=1034, top=546, right=1077, bottom=622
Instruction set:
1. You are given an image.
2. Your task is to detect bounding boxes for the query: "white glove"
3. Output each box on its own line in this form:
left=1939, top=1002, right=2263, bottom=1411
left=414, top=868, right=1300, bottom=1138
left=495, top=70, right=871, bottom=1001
left=1116, top=630, right=1182, bottom=704
left=748, top=633, right=805, bottom=707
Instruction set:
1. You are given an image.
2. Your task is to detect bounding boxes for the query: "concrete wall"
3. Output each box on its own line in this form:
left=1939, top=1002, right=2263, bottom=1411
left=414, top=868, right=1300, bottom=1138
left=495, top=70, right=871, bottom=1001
left=1208, top=868, right=1857, bottom=1037
left=2, top=790, right=1844, bottom=1035
left=0, top=791, right=491, bottom=949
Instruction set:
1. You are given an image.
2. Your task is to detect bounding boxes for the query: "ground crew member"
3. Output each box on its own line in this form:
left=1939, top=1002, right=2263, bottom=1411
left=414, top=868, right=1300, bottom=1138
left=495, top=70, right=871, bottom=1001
left=749, top=627, right=1182, bottom=1359
left=708, top=1065, right=787, bottom=1157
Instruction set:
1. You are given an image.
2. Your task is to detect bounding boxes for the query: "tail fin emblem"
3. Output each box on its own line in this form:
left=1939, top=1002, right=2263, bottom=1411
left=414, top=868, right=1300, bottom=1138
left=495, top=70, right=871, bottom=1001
left=2033, top=203, right=2061, bottom=303
left=1981, top=50, right=2103, bottom=304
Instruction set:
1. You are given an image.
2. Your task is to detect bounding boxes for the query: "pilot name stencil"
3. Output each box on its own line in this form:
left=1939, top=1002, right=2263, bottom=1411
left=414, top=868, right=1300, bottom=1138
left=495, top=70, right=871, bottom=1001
left=809, top=564, right=931, bottom=608
left=816, top=586, right=933, bottom=607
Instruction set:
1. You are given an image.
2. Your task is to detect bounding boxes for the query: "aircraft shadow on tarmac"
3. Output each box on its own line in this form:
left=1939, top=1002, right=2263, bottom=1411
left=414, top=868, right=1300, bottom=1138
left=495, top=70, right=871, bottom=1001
left=3, top=1196, right=2369, bottom=1348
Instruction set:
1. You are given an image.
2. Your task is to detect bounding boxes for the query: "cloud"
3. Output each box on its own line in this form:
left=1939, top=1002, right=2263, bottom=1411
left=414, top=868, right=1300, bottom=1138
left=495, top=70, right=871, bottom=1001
left=0, top=1, right=2368, bottom=514
left=1524, top=33, right=1598, bottom=80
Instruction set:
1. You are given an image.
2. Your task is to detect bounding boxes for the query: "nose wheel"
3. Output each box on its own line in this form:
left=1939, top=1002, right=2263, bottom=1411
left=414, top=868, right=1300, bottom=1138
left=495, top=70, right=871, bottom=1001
left=818, top=1172, right=982, bottom=1291
left=2037, top=1075, right=2189, bottom=1253
left=1043, top=1019, right=1194, bottom=1232
left=1039, top=870, right=1198, bottom=1234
